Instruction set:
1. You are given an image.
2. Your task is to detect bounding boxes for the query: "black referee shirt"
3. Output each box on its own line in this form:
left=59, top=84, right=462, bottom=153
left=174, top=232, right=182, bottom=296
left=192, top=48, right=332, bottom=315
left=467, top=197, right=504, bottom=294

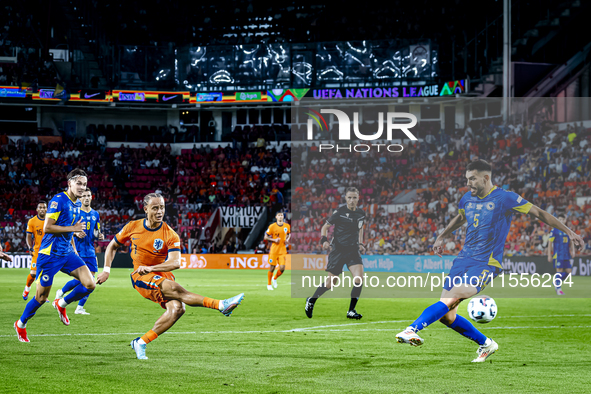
left=326, top=205, right=366, bottom=247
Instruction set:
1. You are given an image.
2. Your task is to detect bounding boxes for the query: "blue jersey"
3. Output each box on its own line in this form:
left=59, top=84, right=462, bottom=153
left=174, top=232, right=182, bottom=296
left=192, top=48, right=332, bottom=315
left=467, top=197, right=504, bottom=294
left=457, top=186, right=532, bottom=268
left=549, top=228, right=571, bottom=260
left=74, top=208, right=101, bottom=258
left=39, top=192, right=82, bottom=257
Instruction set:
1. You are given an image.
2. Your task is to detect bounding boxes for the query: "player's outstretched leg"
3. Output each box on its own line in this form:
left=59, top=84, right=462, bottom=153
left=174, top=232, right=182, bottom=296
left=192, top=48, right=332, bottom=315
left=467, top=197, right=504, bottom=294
left=54, top=267, right=96, bottom=325
left=160, top=280, right=244, bottom=316
left=440, top=310, right=497, bottom=362
left=56, top=278, right=81, bottom=301
left=267, top=269, right=274, bottom=291
left=16, top=287, right=51, bottom=342
left=131, top=300, right=185, bottom=360
left=396, top=301, right=450, bottom=346
left=22, top=273, right=36, bottom=300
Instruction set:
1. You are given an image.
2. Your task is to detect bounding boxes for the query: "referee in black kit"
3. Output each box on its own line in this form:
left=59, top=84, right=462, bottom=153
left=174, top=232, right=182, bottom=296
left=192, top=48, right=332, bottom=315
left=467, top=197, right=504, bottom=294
left=305, top=187, right=366, bottom=319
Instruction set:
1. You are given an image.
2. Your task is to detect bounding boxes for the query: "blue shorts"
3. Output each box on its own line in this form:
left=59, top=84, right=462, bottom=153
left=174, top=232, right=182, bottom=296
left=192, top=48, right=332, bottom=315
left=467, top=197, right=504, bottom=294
left=443, top=257, right=503, bottom=293
left=554, top=258, right=572, bottom=270
left=36, top=253, right=86, bottom=287
left=80, top=256, right=98, bottom=273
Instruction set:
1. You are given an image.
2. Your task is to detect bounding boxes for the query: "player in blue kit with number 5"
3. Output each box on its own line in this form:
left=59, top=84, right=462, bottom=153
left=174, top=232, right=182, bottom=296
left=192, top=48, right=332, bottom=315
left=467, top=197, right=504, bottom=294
left=548, top=214, right=575, bottom=296
left=14, top=169, right=96, bottom=343
left=395, top=160, right=585, bottom=362
left=55, top=188, right=104, bottom=314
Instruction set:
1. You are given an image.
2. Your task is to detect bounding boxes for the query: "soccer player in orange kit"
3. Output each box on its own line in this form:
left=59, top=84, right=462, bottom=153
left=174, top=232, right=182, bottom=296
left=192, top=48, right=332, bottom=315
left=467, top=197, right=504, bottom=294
left=264, top=211, right=290, bottom=290
left=96, top=193, right=244, bottom=360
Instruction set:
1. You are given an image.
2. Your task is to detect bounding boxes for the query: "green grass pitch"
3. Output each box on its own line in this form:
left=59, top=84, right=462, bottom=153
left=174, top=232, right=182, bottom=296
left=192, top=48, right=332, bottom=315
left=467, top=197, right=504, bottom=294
left=1, top=269, right=590, bottom=393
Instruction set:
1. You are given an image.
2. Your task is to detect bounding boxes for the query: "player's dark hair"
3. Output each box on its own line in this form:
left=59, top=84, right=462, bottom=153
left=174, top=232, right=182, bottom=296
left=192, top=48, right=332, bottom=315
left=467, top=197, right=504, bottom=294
left=67, top=168, right=87, bottom=181
left=467, top=159, right=492, bottom=173
left=144, top=193, right=163, bottom=206
left=38, top=200, right=47, bottom=206
left=345, top=187, right=360, bottom=195
left=276, top=211, right=284, bottom=216
left=82, top=188, right=92, bottom=194
left=558, top=213, right=566, bottom=219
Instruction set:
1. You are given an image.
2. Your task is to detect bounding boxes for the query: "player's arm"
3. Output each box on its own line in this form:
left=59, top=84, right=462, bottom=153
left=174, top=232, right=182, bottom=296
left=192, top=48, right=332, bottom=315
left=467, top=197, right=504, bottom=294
left=264, top=231, right=279, bottom=243
left=26, top=232, right=33, bottom=251
left=0, top=244, right=11, bottom=262
left=320, top=221, right=332, bottom=250
left=97, top=237, right=119, bottom=284
left=527, top=206, right=584, bottom=251
left=44, top=217, right=85, bottom=234
left=570, top=238, right=576, bottom=258
left=71, top=237, right=80, bottom=255
left=547, top=236, right=554, bottom=263
left=433, top=213, right=467, bottom=257
left=358, top=224, right=365, bottom=253
left=132, top=251, right=181, bottom=275
left=96, top=217, right=105, bottom=240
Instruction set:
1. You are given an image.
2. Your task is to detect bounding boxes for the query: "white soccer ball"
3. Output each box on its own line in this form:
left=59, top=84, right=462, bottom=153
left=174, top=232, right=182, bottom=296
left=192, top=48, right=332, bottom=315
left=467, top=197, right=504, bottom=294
left=467, top=295, right=497, bottom=324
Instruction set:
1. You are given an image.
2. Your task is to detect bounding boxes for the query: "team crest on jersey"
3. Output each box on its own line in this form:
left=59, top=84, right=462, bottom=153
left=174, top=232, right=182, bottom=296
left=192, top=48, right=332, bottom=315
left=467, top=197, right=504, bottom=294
left=358, top=219, right=364, bottom=228
left=284, top=227, right=288, bottom=233
left=42, top=274, right=49, bottom=282
left=153, top=275, right=162, bottom=280
left=486, top=202, right=495, bottom=211
left=153, top=239, right=164, bottom=250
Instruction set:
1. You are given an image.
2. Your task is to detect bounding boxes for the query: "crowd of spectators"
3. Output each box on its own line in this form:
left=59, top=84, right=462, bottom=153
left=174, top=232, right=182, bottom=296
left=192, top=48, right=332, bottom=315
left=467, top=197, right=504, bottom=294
left=290, top=119, right=591, bottom=256
left=0, top=134, right=291, bottom=255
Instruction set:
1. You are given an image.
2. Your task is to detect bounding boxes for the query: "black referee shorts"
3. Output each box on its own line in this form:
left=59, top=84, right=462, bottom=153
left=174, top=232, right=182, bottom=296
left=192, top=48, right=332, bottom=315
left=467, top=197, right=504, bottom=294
left=326, top=244, right=363, bottom=275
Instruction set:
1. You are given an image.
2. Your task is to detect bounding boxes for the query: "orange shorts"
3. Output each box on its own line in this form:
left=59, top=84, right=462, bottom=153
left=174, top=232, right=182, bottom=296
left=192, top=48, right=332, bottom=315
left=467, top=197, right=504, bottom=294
left=269, top=254, right=287, bottom=266
left=31, top=254, right=38, bottom=272
left=130, top=271, right=175, bottom=309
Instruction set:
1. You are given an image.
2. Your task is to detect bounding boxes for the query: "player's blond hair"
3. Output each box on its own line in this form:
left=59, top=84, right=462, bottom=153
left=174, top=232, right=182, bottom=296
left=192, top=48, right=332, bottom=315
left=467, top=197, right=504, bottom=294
left=144, top=193, right=164, bottom=206
left=345, top=187, right=360, bottom=195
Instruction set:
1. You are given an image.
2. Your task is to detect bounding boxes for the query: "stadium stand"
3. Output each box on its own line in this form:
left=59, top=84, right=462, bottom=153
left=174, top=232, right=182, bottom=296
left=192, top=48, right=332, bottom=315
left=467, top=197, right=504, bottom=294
left=0, top=135, right=291, bottom=254
left=290, top=119, right=591, bottom=255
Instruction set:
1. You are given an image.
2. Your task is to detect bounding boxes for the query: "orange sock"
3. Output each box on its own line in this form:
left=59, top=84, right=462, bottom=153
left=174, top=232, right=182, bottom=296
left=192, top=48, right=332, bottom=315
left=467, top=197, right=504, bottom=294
left=267, top=271, right=273, bottom=285
left=25, top=274, right=35, bottom=287
left=203, top=297, right=220, bottom=310
left=141, top=329, right=158, bottom=344
left=274, top=270, right=284, bottom=280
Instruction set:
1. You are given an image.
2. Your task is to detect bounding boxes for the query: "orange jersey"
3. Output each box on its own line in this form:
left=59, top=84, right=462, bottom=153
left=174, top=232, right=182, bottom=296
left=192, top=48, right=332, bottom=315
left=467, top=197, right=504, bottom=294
left=26, top=215, right=45, bottom=258
left=266, top=222, right=290, bottom=255
left=115, top=219, right=180, bottom=269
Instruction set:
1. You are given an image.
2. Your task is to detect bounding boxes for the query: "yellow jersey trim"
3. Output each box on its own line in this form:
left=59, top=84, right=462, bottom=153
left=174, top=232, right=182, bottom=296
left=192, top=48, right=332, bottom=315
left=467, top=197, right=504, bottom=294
left=65, top=192, right=77, bottom=203
left=512, top=202, right=533, bottom=214
left=478, top=185, right=497, bottom=199
left=47, top=211, right=61, bottom=221
left=458, top=208, right=465, bottom=219
left=39, top=243, right=52, bottom=256
left=488, top=252, right=502, bottom=269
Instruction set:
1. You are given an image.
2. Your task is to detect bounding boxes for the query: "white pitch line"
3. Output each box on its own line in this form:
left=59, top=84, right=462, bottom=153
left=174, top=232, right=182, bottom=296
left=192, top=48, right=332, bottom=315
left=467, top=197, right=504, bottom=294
left=2, top=325, right=590, bottom=339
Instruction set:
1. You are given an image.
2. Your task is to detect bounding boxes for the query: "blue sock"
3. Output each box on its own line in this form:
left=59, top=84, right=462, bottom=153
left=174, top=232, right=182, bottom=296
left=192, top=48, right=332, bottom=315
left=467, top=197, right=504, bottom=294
left=410, top=301, right=450, bottom=332
left=444, top=315, right=487, bottom=345
left=19, top=297, right=43, bottom=325
left=78, top=295, right=89, bottom=307
left=63, top=284, right=94, bottom=305
left=62, top=279, right=81, bottom=294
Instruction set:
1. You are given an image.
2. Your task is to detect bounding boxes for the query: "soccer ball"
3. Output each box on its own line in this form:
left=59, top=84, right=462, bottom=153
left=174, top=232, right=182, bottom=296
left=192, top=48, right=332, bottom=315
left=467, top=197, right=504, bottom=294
left=467, top=295, right=497, bottom=324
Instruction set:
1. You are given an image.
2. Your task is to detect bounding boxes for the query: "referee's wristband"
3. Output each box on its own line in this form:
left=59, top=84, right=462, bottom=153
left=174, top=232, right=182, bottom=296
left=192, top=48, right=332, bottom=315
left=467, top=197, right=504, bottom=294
left=103, top=266, right=111, bottom=274
left=320, top=236, right=328, bottom=244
